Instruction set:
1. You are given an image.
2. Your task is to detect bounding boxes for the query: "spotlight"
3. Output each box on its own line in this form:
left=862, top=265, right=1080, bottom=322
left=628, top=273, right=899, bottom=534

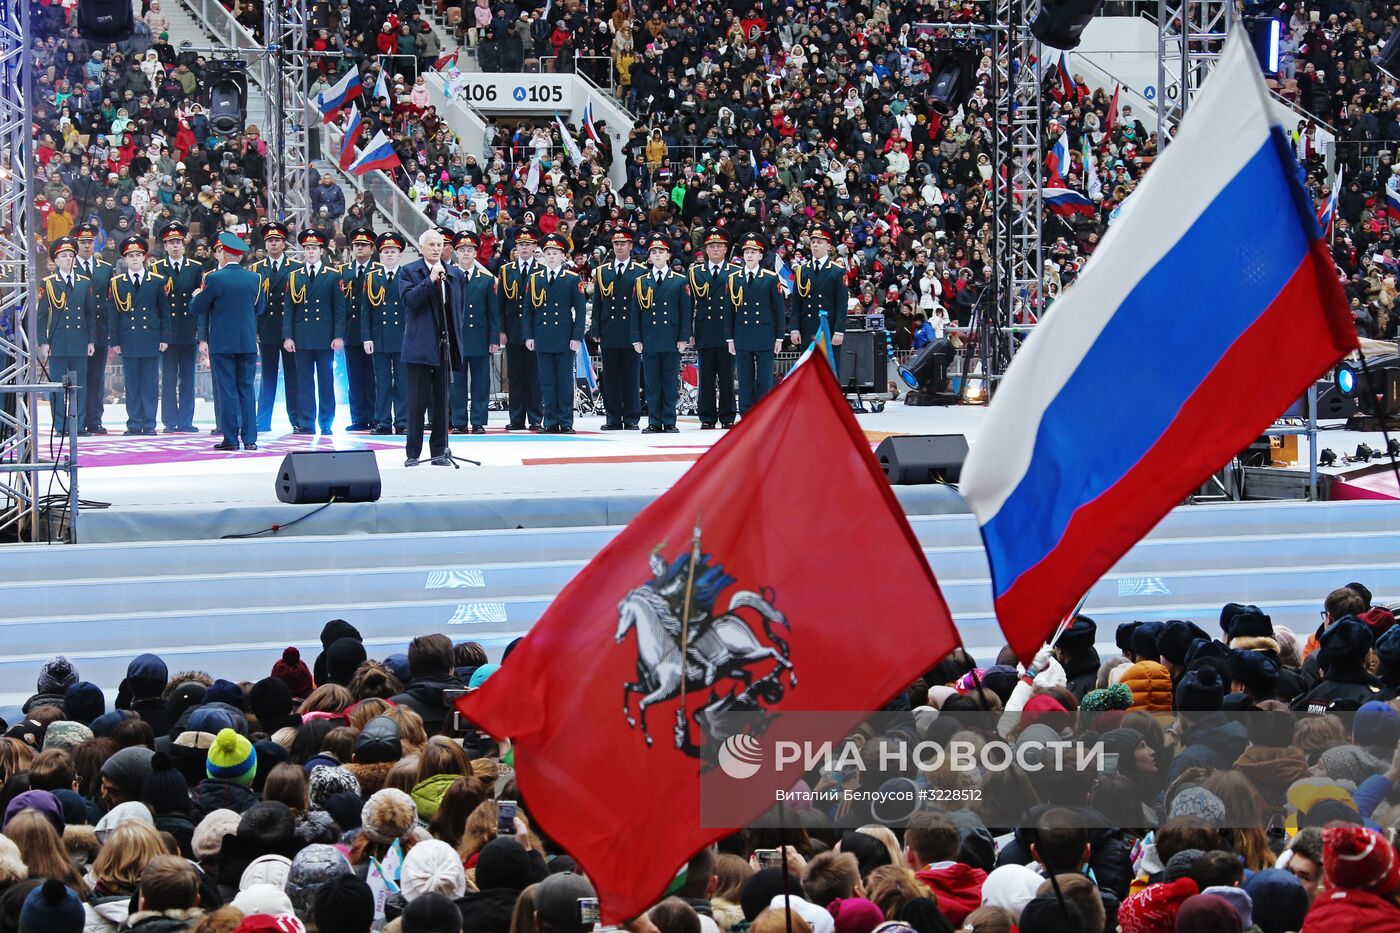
left=1030, top=0, right=1105, bottom=50
left=1336, top=362, right=1358, bottom=396
left=1242, top=15, right=1282, bottom=75
left=1319, top=448, right=1337, bottom=467
left=899, top=338, right=958, bottom=406
left=1356, top=443, right=1375, bottom=462
left=1335, top=355, right=1400, bottom=418
left=207, top=60, right=249, bottom=137
left=1390, top=439, right=1400, bottom=458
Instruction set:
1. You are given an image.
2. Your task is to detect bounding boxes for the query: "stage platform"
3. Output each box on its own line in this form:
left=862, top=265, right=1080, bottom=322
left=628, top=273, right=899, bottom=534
left=63, top=401, right=990, bottom=543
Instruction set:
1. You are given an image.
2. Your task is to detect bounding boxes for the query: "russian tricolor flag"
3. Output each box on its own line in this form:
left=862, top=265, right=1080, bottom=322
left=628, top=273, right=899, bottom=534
left=1046, top=133, right=1070, bottom=186
left=316, top=69, right=364, bottom=123
left=348, top=130, right=402, bottom=176
left=1318, top=164, right=1342, bottom=232
left=1042, top=187, right=1096, bottom=217
left=960, top=30, right=1356, bottom=662
left=774, top=254, right=794, bottom=295
left=582, top=101, right=602, bottom=145
left=339, top=107, right=364, bottom=171
left=1056, top=52, right=1074, bottom=99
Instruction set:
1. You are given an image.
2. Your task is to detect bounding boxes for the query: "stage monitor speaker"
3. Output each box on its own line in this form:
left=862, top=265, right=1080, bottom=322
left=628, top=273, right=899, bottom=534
left=276, top=450, right=382, bottom=504
left=875, top=434, right=969, bottom=485
left=1316, top=382, right=1359, bottom=420
left=838, top=331, right=879, bottom=392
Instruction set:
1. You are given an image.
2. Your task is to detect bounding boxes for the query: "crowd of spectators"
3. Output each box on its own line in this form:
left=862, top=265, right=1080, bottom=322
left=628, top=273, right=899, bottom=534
left=3, top=587, right=1400, bottom=930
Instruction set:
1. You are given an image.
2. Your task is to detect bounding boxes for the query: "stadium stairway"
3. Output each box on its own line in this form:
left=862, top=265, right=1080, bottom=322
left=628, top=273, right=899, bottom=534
left=3, top=499, right=1398, bottom=718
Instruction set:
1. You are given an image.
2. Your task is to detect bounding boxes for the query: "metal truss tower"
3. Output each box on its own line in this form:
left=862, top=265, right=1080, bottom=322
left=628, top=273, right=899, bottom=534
left=1156, top=0, right=1232, bottom=144
left=264, top=0, right=312, bottom=231
left=0, top=0, right=43, bottom=540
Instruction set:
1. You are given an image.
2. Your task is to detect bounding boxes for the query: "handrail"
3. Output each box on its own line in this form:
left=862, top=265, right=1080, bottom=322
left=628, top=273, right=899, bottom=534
left=176, top=0, right=421, bottom=239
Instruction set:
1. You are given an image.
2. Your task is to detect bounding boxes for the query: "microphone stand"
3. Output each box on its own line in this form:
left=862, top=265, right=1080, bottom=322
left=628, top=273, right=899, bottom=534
left=433, top=266, right=480, bottom=468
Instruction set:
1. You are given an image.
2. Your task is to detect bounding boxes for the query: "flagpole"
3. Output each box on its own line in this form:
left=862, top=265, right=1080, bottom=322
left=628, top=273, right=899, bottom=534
left=676, top=517, right=704, bottom=726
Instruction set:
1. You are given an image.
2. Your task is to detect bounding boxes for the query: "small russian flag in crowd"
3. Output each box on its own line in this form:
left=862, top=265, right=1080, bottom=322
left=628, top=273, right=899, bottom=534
left=1046, top=133, right=1070, bottom=186
left=1056, top=52, right=1075, bottom=98
left=960, top=29, right=1356, bottom=662
left=315, top=69, right=364, bottom=123
left=339, top=107, right=364, bottom=171
left=374, top=70, right=393, bottom=106
left=774, top=254, right=795, bottom=295
left=1042, top=187, right=1096, bottom=217
left=1318, top=164, right=1342, bottom=232
left=348, top=130, right=401, bottom=176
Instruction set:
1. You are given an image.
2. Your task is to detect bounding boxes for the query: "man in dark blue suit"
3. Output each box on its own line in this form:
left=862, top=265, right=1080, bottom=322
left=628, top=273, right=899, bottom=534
left=191, top=233, right=266, bottom=451
left=399, top=228, right=464, bottom=466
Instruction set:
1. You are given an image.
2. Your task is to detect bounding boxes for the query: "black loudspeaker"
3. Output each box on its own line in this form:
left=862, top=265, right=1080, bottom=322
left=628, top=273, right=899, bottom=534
left=1316, top=382, right=1359, bottom=420
left=838, top=331, right=879, bottom=392
left=77, top=0, right=134, bottom=41
left=275, top=450, right=382, bottom=503
left=875, top=434, right=969, bottom=485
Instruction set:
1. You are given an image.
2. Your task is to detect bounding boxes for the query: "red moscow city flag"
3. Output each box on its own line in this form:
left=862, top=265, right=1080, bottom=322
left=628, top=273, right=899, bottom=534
left=458, top=358, right=961, bottom=923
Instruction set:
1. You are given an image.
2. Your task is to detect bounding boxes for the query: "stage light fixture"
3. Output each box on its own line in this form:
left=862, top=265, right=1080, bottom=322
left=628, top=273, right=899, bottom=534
left=1356, top=443, right=1374, bottom=462
left=1319, top=448, right=1337, bottom=467
left=1242, top=13, right=1282, bottom=74
left=1030, top=0, right=1105, bottom=50
left=898, top=338, right=959, bottom=406
left=208, top=60, right=249, bottom=137
left=1336, top=363, right=1357, bottom=396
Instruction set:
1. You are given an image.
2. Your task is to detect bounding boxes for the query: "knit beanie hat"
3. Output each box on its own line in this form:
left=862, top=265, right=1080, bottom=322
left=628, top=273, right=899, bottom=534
left=1168, top=786, right=1226, bottom=826
left=1200, top=885, right=1252, bottom=929
left=208, top=728, right=257, bottom=787
left=828, top=898, right=884, bottom=933
left=36, top=656, right=78, bottom=696
left=1116, top=877, right=1199, bottom=933
left=100, top=745, right=155, bottom=797
left=360, top=788, right=418, bottom=845
left=19, top=879, right=83, bottom=933
left=1323, top=825, right=1400, bottom=894
left=41, top=721, right=93, bottom=752
left=1243, top=869, right=1309, bottom=933
left=326, top=637, right=368, bottom=687
left=402, top=893, right=463, bottom=933
left=62, top=682, right=105, bottom=725
left=248, top=677, right=296, bottom=730
left=192, top=808, right=242, bottom=861
left=286, top=844, right=353, bottom=918
left=3, top=790, right=64, bottom=833
left=271, top=648, right=315, bottom=700
left=1164, top=849, right=1204, bottom=882
left=308, top=765, right=361, bottom=809
left=1354, top=700, right=1400, bottom=749
left=1175, top=665, right=1224, bottom=712
left=312, top=874, right=375, bottom=933
left=1175, top=894, right=1242, bottom=933
left=239, top=854, right=293, bottom=892
left=253, top=741, right=289, bottom=792
left=140, top=752, right=191, bottom=814
left=1321, top=745, right=1388, bottom=786
left=401, top=839, right=469, bottom=900
left=206, top=679, right=246, bottom=711
left=1080, top=683, right=1132, bottom=713
left=232, top=883, right=296, bottom=919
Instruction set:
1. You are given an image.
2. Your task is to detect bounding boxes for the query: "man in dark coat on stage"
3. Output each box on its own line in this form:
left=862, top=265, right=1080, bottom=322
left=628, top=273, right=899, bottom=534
left=399, top=228, right=464, bottom=467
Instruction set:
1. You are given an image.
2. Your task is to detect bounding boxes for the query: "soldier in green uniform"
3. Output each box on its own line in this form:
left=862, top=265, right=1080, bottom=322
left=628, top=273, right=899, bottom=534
left=109, top=236, right=171, bottom=435
left=790, top=226, right=850, bottom=375
left=630, top=235, right=692, bottom=433
left=73, top=225, right=115, bottom=435
left=150, top=221, right=204, bottom=433
left=591, top=227, right=645, bottom=430
left=362, top=232, right=409, bottom=435
left=689, top=229, right=737, bottom=429
left=726, top=234, right=784, bottom=417
left=456, top=231, right=502, bottom=433
left=282, top=229, right=346, bottom=435
left=499, top=229, right=543, bottom=431
left=192, top=232, right=266, bottom=451
left=250, top=222, right=303, bottom=433
left=524, top=233, right=586, bottom=434
left=448, top=228, right=479, bottom=432
left=340, top=228, right=379, bottom=432
left=37, top=237, right=95, bottom=435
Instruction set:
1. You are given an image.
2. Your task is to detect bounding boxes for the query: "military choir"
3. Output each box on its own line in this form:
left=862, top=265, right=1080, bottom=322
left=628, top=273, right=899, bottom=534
left=53, top=223, right=850, bottom=442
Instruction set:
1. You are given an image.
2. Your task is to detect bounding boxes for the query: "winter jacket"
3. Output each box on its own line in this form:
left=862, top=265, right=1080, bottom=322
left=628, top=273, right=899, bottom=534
left=914, top=862, right=986, bottom=926
left=1062, top=649, right=1102, bottom=701
left=390, top=674, right=466, bottom=736
left=83, top=894, right=130, bottom=933
left=154, top=812, right=197, bottom=859
left=457, top=888, right=521, bottom=933
left=190, top=778, right=258, bottom=820
left=1301, top=888, right=1400, bottom=932
left=995, top=805, right=1135, bottom=900
left=1167, top=713, right=1249, bottom=783
left=124, top=908, right=205, bottom=932
left=1291, top=668, right=1393, bottom=712
left=411, top=773, right=458, bottom=821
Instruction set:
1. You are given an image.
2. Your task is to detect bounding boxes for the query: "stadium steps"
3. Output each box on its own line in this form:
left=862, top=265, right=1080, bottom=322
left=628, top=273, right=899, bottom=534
left=2, top=499, right=1398, bottom=717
